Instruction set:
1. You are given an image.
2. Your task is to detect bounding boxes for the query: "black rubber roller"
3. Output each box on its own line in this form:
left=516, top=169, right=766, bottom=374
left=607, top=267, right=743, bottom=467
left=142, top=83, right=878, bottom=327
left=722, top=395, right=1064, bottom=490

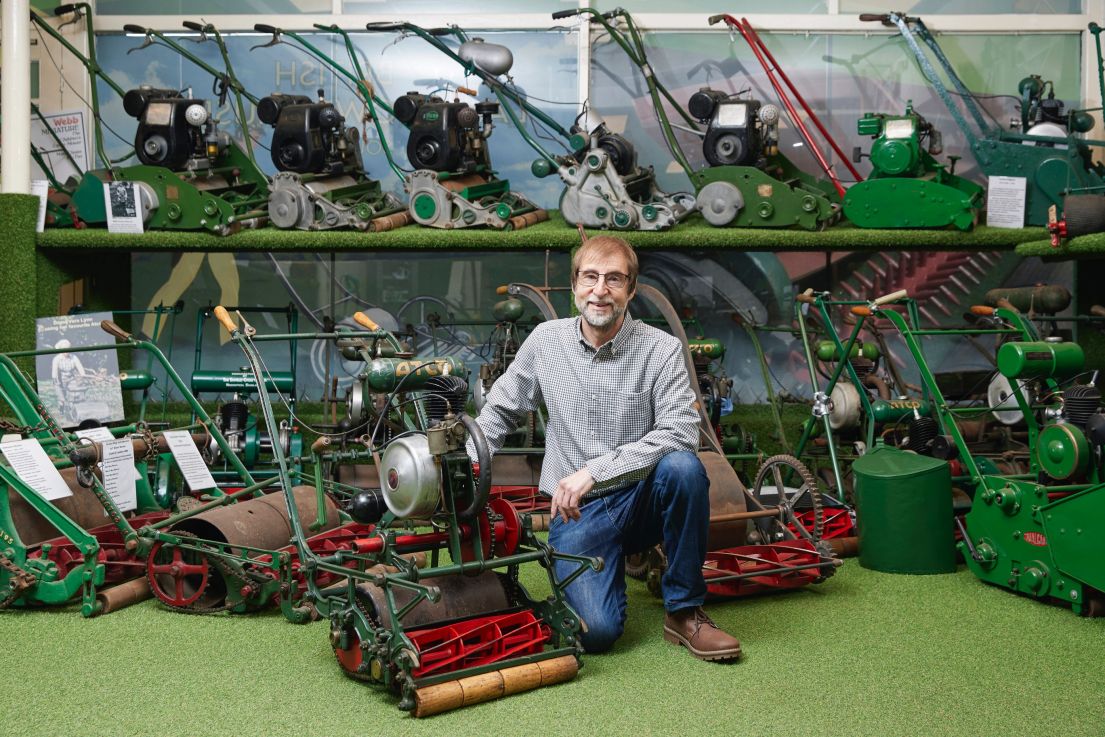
left=1061, top=194, right=1105, bottom=238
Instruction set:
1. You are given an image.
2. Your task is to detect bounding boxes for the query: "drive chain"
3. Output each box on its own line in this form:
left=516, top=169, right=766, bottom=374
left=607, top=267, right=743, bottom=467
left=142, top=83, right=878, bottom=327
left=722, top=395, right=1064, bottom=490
left=0, top=552, right=38, bottom=609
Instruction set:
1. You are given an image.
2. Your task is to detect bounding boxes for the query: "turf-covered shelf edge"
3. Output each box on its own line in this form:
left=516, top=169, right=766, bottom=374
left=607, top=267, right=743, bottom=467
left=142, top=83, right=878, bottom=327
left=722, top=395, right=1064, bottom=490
left=1016, top=231, right=1105, bottom=257
left=0, top=195, right=41, bottom=353
left=33, top=210, right=1045, bottom=251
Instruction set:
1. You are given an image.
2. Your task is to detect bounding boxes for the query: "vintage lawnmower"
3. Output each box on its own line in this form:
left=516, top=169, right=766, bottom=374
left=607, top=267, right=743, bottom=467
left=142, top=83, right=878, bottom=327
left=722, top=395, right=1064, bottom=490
left=254, top=23, right=544, bottom=231
left=845, top=102, right=984, bottom=230
left=212, top=305, right=597, bottom=716
left=863, top=12, right=1105, bottom=228
left=248, top=31, right=409, bottom=231
left=0, top=321, right=259, bottom=616
left=369, top=20, right=694, bottom=231
left=557, top=8, right=841, bottom=229
left=795, top=288, right=1105, bottom=614
left=189, top=305, right=305, bottom=485
left=29, top=4, right=135, bottom=228
left=64, top=21, right=270, bottom=234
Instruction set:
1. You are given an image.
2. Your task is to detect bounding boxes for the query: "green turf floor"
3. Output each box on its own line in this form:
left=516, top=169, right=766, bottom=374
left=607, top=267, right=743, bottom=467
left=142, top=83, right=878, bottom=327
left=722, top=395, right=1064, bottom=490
left=3, top=559, right=1103, bottom=737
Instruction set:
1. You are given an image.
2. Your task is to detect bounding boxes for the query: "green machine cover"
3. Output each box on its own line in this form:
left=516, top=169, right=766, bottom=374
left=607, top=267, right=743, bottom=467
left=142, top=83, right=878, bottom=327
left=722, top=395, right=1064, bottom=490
left=854, top=446, right=955, bottom=574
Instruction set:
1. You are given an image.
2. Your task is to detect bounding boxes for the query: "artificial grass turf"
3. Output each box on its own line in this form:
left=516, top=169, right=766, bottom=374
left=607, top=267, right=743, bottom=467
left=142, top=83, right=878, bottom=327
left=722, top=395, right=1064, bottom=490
left=1017, top=230, right=1105, bottom=257
left=3, top=560, right=1103, bottom=737
left=33, top=209, right=1046, bottom=252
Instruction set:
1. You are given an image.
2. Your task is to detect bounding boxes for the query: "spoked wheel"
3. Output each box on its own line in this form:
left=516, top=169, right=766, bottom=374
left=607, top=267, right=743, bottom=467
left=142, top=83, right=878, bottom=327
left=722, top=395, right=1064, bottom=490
left=750, top=454, right=824, bottom=544
left=146, top=540, right=211, bottom=608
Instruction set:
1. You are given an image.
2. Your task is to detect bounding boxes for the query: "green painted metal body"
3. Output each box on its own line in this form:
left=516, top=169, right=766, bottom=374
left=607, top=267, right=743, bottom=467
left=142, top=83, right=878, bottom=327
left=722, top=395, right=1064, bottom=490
left=815, top=339, right=880, bottom=362
left=871, top=12, right=1105, bottom=226
left=690, top=166, right=835, bottom=230
left=688, top=338, right=725, bottom=361
left=364, top=357, right=467, bottom=392
left=191, top=370, right=295, bottom=395
left=845, top=106, right=983, bottom=230
left=854, top=446, right=956, bottom=574
left=963, top=476, right=1105, bottom=614
left=997, top=341, right=1084, bottom=380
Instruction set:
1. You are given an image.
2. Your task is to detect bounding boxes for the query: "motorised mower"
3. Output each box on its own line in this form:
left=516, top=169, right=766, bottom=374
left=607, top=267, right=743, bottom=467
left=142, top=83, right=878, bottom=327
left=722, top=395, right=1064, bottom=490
left=557, top=8, right=841, bottom=229
left=863, top=12, right=1105, bottom=229
left=213, top=305, right=598, bottom=715
left=368, top=20, right=695, bottom=231
left=254, top=22, right=544, bottom=231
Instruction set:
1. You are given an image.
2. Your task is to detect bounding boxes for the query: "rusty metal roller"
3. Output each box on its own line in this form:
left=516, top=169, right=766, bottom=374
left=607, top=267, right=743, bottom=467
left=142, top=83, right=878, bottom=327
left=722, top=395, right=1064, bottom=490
left=700, top=451, right=749, bottom=550
left=355, top=570, right=509, bottom=629
left=171, top=486, right=340, bottom=549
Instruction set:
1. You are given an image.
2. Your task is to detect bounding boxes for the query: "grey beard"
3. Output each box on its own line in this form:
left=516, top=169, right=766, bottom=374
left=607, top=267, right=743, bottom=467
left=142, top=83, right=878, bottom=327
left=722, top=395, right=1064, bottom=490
left=576, top=295, right=623, bottom=328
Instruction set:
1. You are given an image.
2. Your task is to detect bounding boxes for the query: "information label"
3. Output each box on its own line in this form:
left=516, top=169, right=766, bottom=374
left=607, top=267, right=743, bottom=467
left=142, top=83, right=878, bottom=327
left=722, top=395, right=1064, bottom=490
left=105, top=182, right=144, bottom=234
left=100, top=437, right=138, bottom=512
left=74, top=427, right=140, bottom=484
left=0, top=439, right=72, bottom=501
left=986, top=176, right=1027, bottom=229
left=163, top=430, right=217, bottom=491
left=31, top=180, right=49, bottom=233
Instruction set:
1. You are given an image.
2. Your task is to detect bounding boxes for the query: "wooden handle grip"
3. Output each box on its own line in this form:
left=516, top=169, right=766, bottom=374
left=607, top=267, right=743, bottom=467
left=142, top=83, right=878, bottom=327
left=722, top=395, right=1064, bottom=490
left=872, top=289, right=908, bottom=306
left=100, top=320, right=131, bottom=341
left=213, top=306, right=237, bottom=334
left=352, top=311, right=380, bottom=331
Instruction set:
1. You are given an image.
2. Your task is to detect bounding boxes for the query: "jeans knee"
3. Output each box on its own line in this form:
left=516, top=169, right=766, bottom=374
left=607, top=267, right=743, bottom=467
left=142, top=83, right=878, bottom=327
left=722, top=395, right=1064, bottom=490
left=655, top=451, right=707, bottom=489
left=579, top=617, right=624, bottom=654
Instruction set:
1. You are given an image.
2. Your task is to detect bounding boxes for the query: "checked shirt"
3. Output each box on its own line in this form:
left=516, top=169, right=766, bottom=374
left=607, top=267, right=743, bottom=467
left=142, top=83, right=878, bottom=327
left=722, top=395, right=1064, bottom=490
left=469, top=314, right=699, bottom=498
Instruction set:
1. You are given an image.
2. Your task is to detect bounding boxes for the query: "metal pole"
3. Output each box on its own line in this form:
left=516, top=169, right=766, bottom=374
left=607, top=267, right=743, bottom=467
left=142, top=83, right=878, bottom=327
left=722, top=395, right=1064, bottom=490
left=2, top=0, right=33, bottom=193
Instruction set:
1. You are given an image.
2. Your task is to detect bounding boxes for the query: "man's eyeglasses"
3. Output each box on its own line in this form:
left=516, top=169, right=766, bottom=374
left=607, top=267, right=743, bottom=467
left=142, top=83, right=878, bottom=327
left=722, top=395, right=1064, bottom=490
left=576, top=270, right=630, bottom=290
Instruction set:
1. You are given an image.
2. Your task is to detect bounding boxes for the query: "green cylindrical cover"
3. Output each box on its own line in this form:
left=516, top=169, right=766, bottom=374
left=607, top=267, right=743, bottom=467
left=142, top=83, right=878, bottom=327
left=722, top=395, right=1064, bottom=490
left=854, top=446, right=955, bottom=574
left=365, top=357, right=467, bottom=392
left=997, top=341, right=1084, bottom=380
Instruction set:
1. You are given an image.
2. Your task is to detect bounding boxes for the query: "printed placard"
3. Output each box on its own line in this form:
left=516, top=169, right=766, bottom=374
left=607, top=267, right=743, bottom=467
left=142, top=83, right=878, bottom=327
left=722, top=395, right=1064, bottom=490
left=105, top=181, right=144, bottom=234
left=986, top=176, right=1027, bottom=229
left=162, top=430, right=217, bottom=491
left=0, top=439, right=73, bottom=501
left=100, top=437, right=138, bottom=512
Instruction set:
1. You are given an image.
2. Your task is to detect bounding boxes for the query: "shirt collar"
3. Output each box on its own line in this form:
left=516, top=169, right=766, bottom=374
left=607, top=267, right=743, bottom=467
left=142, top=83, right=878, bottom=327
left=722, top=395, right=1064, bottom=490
left=576, top=313, right=635, bottom=355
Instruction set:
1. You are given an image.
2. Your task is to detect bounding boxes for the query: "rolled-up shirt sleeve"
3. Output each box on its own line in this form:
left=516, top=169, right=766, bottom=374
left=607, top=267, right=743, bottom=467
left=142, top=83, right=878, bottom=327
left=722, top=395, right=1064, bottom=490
left=585, top=344, right=699, bottom=486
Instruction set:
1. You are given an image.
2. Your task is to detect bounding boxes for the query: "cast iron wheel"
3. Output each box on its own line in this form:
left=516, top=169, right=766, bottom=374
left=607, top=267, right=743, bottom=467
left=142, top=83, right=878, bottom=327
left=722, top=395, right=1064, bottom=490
left=146, top=539, right=211, bottom=608
left=750, top=454, right=824, bottom=544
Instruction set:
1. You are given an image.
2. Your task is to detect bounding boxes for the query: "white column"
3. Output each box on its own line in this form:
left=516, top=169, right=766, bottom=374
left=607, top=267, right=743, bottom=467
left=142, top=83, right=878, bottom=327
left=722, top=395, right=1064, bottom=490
left=2, top=0, right=32, bottom=193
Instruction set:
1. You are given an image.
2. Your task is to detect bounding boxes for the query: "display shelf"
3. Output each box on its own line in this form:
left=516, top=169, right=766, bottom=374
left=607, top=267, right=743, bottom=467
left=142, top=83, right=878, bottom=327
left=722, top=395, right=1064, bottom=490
left=1016, top=232, right=1105, bottom=257
left=35, top=210, right=1045, bottom=251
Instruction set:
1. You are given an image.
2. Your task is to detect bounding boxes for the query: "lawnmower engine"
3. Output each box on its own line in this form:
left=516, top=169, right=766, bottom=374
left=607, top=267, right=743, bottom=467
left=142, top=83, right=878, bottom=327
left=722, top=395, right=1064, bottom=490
left=205, top=397, right=300, bottom=471
left=259, top=91, right=361, bottom=176
left=124, top=87, right=227, bottom=171
left=549, top=107, right=695, bottom=231
left=326, top=374, right=589, bottom=716
left=843, top=102, right=983, bottom=230
left=961, top=339, right=1105, bottom=615
left=259, top=91, right=408, bottom=231
left=688, top=88, right=779, bottom=169
left=394, top=90, right=546, bottom=229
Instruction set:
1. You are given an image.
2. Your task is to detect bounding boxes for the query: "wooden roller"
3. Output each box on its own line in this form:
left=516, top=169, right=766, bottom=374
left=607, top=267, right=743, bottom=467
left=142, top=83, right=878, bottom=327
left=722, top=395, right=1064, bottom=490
left=507, top=209, right=549, bottom=231
left=413, top=654, right=578, bottom=717
left=95, top=577, right=152, bottom=614
left=369, top=211, right=412, bottom=232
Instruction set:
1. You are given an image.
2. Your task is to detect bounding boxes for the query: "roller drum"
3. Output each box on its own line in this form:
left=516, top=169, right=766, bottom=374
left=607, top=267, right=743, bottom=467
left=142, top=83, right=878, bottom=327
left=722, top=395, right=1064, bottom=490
left=170, top=485, right=339, bottom=549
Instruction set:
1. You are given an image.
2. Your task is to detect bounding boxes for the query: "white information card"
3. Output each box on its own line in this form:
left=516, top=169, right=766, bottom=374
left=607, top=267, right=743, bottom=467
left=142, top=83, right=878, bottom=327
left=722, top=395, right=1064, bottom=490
left=100, top=437, right=138, bottom=513
left=986, top=175, right=1027, bottom=229
left=162, top=430, right=217, bottom=491
left=0, top=439, right=73, bottom=501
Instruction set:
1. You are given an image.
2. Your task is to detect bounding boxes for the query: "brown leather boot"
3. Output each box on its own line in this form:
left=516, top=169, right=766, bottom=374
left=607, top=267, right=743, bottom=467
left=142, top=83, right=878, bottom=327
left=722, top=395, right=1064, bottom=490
left=663, top=606, right=742, bottom=661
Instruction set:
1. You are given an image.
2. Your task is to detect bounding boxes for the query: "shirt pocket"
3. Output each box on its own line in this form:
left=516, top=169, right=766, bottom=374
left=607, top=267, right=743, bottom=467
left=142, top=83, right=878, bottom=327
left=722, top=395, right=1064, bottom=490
left=595, top=388, right=653, bottom=448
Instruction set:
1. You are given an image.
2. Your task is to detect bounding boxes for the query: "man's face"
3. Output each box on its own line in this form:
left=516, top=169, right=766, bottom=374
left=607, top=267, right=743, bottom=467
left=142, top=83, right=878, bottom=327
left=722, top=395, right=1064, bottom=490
left=573, top=251, right=635, bottom=330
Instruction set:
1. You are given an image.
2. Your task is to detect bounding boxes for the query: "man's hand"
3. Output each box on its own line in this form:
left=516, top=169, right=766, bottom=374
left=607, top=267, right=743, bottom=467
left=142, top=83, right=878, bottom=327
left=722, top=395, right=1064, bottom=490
left=552, top=467, right=594, bottom=523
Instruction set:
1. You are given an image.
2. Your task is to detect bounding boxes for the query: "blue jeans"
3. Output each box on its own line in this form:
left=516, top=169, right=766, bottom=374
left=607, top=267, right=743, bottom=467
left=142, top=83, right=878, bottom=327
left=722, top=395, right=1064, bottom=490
left=549, top=450, right=709, bottom=653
